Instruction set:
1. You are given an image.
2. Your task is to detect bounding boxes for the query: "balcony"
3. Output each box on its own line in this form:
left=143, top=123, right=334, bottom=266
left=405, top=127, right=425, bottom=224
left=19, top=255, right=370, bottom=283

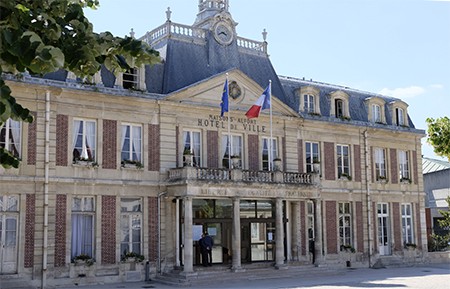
left=168, top=167, right=318, bottom=186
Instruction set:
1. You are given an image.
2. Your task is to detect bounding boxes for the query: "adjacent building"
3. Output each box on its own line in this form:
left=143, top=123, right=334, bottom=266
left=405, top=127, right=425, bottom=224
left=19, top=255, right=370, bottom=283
left=0, top=1, right=428, bottom=287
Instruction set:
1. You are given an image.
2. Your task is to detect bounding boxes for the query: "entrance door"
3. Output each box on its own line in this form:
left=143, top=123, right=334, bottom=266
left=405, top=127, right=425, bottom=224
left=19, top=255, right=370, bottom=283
left=377, top=203, right=391, bottom=255
left=0, top=215, right=18, bottom=274
left=241, top=222, right=275, bottom=263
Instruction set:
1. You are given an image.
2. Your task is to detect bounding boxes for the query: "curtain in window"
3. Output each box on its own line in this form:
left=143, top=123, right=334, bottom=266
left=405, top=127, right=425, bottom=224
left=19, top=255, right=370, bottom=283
left=192, top=132, right=201, bottom=166
left=85, top=121, right=95, bottom=160
left=132, top=126, right=141, bottom=161
left=121, top=125, right=129, bottom=160
left=71, top=214, right=93, bottom=258
left=72, top=120, right=82, bottom=159
left=9, top=120, right=21, bottom=157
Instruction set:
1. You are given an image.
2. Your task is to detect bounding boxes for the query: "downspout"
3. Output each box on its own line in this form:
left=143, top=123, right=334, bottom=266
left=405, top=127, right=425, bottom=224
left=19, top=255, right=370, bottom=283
left=363, top=130, right=373, bottom=267
left=158, top=191, right=167, bottom=274
left=42, top=90, right=51, bottom=289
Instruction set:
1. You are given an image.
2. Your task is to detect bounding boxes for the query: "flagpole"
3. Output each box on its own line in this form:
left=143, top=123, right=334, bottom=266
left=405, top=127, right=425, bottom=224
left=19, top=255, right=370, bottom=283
left=269, top=80, right=273, bottom=171
left=226, top=74, right=231, bottom=169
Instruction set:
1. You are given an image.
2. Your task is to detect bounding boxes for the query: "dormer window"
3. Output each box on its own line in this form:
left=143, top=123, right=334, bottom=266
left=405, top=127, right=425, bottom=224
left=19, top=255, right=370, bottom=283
left=330, top=91, right=350, bottom=119
left=365, top=97, right=386, bottom=124
left=115, top=66, right=146, bottom=91
left=389, top=100, right=409, bottom=127
left=304, top=94, right=315, bottom=113
left=299, top=86, right=321, bottom=115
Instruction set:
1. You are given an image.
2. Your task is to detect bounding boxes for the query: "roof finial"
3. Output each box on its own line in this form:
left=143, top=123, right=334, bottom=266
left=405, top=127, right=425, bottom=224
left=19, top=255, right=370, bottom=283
left=166, top=7, right=172, bottom=21
left=262, top=29, right=267, bottom=42
left=129, top=28, right=135, bottom=39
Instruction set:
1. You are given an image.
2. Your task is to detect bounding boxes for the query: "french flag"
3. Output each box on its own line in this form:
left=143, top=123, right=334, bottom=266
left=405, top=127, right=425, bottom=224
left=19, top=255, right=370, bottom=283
left=245, top=84, right=271, bottom=119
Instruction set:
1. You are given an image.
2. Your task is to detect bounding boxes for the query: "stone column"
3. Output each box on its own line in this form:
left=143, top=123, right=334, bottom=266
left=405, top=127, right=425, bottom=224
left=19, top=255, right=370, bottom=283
left=314, top=199, right=323, bottom=265
left=231, top=197, right=243, bottom=272
left=182, top=197, right=194, bottom=274
left=291, top=201, right=300, bottom=261
left=275, top=198, right=286, bottom=269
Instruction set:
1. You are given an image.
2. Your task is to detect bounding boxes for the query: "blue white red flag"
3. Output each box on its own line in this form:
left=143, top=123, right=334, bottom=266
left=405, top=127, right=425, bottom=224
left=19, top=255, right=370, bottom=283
left=245, top=84, right=271, bottom=119
left=221, top=79, right=229, bottom=117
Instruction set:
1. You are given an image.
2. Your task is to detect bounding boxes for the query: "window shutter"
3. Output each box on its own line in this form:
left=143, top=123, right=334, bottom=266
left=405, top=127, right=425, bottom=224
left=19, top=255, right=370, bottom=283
left=248, top=134, right=259, bottom=171
left=207, top=130, right=219, bottom=168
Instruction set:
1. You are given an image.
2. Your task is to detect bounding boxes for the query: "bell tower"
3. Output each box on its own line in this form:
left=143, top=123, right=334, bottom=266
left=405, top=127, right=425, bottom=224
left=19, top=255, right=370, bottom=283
left=194, top=0, right=233, bottom=29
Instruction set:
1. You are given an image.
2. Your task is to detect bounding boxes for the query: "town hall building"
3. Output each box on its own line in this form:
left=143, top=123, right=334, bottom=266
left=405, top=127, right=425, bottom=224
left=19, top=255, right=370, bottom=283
left=0, top=1, right=428, bottom=287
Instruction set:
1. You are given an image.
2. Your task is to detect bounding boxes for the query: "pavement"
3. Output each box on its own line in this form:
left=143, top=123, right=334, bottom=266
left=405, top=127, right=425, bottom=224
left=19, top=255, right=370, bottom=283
left=58, top=263, right=450, bottom=289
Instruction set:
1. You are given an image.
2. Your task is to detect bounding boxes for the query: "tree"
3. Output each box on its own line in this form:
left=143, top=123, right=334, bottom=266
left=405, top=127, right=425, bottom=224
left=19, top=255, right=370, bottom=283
left=429, top=197, right=450, bottom=252
left=0, top=0, right=160, bottom=168
left=426, top=116, right=450, bottom=161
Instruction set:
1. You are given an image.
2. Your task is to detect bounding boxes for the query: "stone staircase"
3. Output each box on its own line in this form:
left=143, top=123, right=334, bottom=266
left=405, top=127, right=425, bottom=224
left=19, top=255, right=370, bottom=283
left=154, top=263, right=340, bottom=287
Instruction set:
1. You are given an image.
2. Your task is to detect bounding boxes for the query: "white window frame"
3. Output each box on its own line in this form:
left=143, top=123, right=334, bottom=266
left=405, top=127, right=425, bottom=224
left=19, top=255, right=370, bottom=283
left=374, top=148, right=387, bottom=180
left=337, top=144, right=350, bottom=178
left=221, top=134, right=243, bottom=169
left=72, top=119, right=96, bottom=162
left=0, top=119, right=21, bottom=158
left=123, top=67, right=139, bottom=89
left=401, top=203, right=414, bottom=245
left=339, top=202, right=353, bottom=249
left=261, top=137, right=278, bottom=171
left=303, top=94, right=315, bottom=113
left=372, top=104, right=381, bottom=123
left=121, top=124, right=142, bottom=165
left=396, top=108, right=405, bottom=126
left=71, top=196, right=95, bottom=259
left=305, top=142, right=320, bottom=173
left=398, top=150, right=410, bottom=181
left=120, top=198, right=142, bottom=256
left=183, top=130, right=202, bottom=167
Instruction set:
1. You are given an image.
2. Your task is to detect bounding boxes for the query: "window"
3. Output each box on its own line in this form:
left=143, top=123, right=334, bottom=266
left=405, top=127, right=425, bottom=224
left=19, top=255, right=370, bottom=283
left=183, top=131, right=201, bottom=167
left=123, top=68, right=138, bottom=89
left=221, top=134, right=242, bottom=169
left=371, top=104, right=381, bottom=123
left=121, top=124, right=142, bottom=165
left=396, top=108, right=405, bottom=126
left=398, top=150, right=410, bottom=181
left=337, top=145, right=350, bottom=178
left=120, top=198, right=142, bottom=256
left=72, top=119, right=96, bottom=162
left=305, top=142, right=320, bottom=173
left=303, top=94, right=315, bottom=113
left=374, top=148, right=387, bottom=181
left=71, top=197, right=95, bottom=259
left=335, top=99, right=344, bottom=118
left=0, top=119, right=21, bottom=158
left=339, top=202, right=353, bottom=249
left=401, top=204, right=414, bottom=244
left=261, top=137, right=278, bottom=171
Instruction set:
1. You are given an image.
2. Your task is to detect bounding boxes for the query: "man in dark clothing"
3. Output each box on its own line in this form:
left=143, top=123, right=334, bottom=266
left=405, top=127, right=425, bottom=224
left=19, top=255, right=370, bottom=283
left=200, top=232, right=214, bottom=266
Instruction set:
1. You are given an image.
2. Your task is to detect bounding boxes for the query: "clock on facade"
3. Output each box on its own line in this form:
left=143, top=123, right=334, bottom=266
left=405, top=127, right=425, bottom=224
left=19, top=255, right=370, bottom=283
left=213, top=21, right=234, bottom=45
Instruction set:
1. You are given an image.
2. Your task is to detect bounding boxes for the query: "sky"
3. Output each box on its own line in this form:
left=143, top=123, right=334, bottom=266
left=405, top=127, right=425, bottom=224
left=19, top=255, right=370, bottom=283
left=84, top=0, right=450, bottom=161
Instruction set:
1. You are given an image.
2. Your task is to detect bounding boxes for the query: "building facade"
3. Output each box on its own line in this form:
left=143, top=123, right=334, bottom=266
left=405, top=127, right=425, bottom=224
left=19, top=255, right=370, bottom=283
left=0, top=1, right=428, bottom=287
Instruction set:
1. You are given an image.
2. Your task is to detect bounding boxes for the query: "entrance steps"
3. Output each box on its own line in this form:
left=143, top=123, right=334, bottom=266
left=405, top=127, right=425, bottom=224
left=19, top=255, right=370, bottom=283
left=372, top=256, right=408, bottom=269
left=154, top=263, right=339, bottom=287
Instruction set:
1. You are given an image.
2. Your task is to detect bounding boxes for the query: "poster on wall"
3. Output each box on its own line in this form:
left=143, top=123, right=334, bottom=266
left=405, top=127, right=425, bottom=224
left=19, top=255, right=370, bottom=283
left=193, top=225, right=203, bottom=242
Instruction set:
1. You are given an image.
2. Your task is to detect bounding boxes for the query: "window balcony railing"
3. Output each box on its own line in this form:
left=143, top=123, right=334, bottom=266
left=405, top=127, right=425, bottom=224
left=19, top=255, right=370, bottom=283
left=168, top=166, right=317, bottom=185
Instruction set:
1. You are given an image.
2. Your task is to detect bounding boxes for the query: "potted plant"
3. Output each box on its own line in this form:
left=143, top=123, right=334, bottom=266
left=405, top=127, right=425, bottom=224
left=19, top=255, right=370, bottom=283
left=312, top=157, right=320, bottom=173
left=183, top=148, right=193, bottom=167
left=72, top=254, right=95, bottom=266
left=231, top=155, right=241, bottom=169
left=121, top=251, right=145, bottom=263
left=340, top=244, right=356, bottom=253
left=404, top=243, right=417, bottom=250
left=273, top=157, right=282, bottom=171
left=121, top=159, right=143, bottom=169
left=339, top=173, right=352, bottom=181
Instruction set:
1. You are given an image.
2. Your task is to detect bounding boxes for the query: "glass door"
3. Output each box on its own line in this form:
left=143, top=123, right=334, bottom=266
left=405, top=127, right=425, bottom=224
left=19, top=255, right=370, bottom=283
left=377, top=203, right=391, bottom=255
left=241, top=221, right=275, bottom=263
left=0, top=215, right=18, bottom=274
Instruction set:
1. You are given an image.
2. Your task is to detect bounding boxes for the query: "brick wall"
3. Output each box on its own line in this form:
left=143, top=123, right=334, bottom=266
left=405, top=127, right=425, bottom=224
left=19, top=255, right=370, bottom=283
left=27, top=112, right=37, bottom=165
left=207, top=130, right=219, bottom=168
left=148, top=197, right=158, bottom=262
left=102, top=119, right=117, bottom=169
left=248, top=134, right=259, bottom=171
left=415, top=203, right=422, bottom=247
left=56, top=114, right=68, bottom=166
left=55, top=194, right=67, bottom=267
left=355, top=201, right=364, bottom=253
left=325, top=201, right=337, bottom=254
left=101, top=196, right=116, bottom=264
left=353, top=144, right=361, bottom=182
left=297, top=139, right=303, bottom=173
left=24, top=194, right=36, bottom=268
left=148, top=124, right=160, bottom=171
left=425, top=208, right=432, bottom=240
left=392, top=202, right=402, bottom=251
left=390, top=148, right=398, bottom=184
left=324, top=142, right=335, bottom=180
left=300, top=201, right=306, bottom=256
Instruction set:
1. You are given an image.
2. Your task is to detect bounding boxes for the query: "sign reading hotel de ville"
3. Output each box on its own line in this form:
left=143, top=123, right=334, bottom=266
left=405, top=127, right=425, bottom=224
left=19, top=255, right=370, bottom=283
left=197, top=115, right=267, bottom=133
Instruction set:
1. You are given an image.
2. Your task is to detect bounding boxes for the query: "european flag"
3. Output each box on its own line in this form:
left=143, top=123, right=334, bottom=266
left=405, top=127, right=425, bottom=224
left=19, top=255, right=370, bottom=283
left=221, top=79, right=229, bottom=117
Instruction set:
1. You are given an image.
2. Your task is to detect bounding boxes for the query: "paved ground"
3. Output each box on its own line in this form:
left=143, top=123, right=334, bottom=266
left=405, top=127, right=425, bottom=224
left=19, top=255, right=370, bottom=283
left=59, top=263, right=450, bottom=289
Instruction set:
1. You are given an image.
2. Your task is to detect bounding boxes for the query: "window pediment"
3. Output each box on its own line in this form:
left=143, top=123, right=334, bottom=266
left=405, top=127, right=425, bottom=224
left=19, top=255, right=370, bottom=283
left=365, top=96, right=386, bottom=124
left=298, top=86, right=321, bottom=115
left=389, top=100, right=409, bottom=127
left=329, top=91, right=350, bottom=119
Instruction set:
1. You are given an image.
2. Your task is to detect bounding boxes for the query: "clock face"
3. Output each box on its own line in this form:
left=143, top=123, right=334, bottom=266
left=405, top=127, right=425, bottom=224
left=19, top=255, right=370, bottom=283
left=214, top=22, right=234, bottom=45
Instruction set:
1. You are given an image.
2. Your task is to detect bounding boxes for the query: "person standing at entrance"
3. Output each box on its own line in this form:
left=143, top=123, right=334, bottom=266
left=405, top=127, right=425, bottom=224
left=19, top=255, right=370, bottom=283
left=200, top=232, right=214, bottom=266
